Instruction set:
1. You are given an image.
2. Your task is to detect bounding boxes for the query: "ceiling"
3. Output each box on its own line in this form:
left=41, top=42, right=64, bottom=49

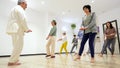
left=1, top=0, right=120, bottom=24
left=28, top=0, right=120, bottom=24
left=27, top=0, right=120, bottom=15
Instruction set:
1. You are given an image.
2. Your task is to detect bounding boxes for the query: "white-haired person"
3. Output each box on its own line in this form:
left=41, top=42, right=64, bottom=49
left=6, top=0, right=32, bottom=66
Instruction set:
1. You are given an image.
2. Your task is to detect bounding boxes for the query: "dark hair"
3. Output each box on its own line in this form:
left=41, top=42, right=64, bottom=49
left=83, top=5, right=91, bottom=12
left=73, top=35, right=76, bottom=37
left=52, top=20, right=57, bottom=25
left=63, top=32, right=66, bottom=35
left=106, top=22, right=114, bottom=29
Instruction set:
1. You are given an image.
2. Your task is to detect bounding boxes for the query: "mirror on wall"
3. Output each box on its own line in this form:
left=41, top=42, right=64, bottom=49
left=102, top=20, right=120, bottom=54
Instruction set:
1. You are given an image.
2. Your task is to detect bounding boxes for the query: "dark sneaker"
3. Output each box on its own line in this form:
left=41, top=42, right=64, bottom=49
left=51, top=56, right=55, bottom=58
left=45, top=55, right=51, bottom=57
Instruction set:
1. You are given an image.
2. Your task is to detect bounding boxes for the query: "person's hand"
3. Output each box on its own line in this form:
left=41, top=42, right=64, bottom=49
left=110, top=34, right=114, bottom=36
left=84, top=27, right=87, bottom=30
left=46, top=36, right=50, bottom=40
left=80, top=27, right=87, bottom=30
left=57, top=39, right=60, bottom=41
left=106, top=35, right=111, bottom=37
left=80, top=27, right=83, bottom=30
left=26, top=29, right=32, bottom=33
left=57, top=39, right=62, bottom=41
left=104, top=36, right=106, bottom=40
left=46, top=37, right=49, bottom=40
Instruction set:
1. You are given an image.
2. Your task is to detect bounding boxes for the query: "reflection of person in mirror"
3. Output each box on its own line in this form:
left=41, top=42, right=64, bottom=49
left=6, top=0, right=32, bottom=66
left=99, top=22, right=116, bottom=57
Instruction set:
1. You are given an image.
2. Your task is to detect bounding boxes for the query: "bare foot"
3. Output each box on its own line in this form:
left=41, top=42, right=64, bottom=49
left=83, top=54, right=86, bottom=56
left=74, top=55, right=80, bottom=61
left=112, top=55, right=115, bottom=57
left=8, top=62, right=21, bottom=66
left=58, top=54, right=61, bottom=56
left=74, top=53, right=78, bottom=56
left=98, top=54, right=103, bottom=57
left=66, top=52, right=69, bottom=55
left=8, top=60, right=21, bottom=66
left=90, top=58, right=95, bottom=63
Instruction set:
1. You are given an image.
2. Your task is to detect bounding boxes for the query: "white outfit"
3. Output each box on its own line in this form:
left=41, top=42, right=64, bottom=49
left=62, top=35, right=67, bottom=42
left=6, top=5, right=29, bottom=63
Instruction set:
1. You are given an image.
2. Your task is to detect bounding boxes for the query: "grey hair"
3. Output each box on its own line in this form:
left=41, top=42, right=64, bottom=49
left=17, top=0, right=26, bottom=5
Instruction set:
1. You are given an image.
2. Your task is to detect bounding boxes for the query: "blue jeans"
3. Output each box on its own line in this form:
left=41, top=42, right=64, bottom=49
left=101, top=38, right=116, bottom=55
left=101, top=40, right=108, bottom=54
left=78, top=32, right=96, bottom=58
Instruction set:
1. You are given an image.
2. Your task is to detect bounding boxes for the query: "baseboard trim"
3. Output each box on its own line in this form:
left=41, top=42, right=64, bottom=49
left=0, top=52, right=119, bottom=57
left=0, top=52, right=69, bottom=57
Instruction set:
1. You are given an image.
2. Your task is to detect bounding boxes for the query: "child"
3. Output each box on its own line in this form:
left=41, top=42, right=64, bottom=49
left=70, top=35, right=78, bottom=53
left=58, top=32, right=68, bottom=55
left=74, top=30, right=83, bottom=55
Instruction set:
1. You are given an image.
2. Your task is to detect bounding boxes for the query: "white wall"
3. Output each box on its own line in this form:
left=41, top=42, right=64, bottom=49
left=0, top=7, right=50, bottom=55
left=98, top=7, right=120, bottom=54
left=0, top=0, right=15, bottom=55
left=0, top=1, right=58, bottom=55
left=1, top=1, right=120, bottom=56
left=0, top=8, right=81, bottom=56
left=0, top=1, right=80, bottom=56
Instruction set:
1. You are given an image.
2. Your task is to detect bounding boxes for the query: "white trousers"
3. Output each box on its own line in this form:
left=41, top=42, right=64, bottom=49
left=46, top=36, right=56, bottom=56
left=9, top=33, right=24, bottom=63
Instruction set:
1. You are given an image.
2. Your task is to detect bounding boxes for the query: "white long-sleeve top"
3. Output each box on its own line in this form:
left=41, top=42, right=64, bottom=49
left=6, top=5, right=29, bottom=35
left=62, top=35, right=67, bottom=43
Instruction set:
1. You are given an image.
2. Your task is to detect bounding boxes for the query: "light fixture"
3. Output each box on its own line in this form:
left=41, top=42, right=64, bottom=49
left=91, top=0, right=95, bottom=3
left=62, top=12, right=65, bottom=15
left=11, top=0, right=17, bottom=3
left=41, top=1, right=45, bottom=5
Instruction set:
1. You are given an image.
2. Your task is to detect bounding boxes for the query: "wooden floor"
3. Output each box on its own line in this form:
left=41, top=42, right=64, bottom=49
left=0, top=54, right=120, bottom=68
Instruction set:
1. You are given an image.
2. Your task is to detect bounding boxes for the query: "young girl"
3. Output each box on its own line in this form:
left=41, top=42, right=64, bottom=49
left=58, top=32, right=68, bottom=55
